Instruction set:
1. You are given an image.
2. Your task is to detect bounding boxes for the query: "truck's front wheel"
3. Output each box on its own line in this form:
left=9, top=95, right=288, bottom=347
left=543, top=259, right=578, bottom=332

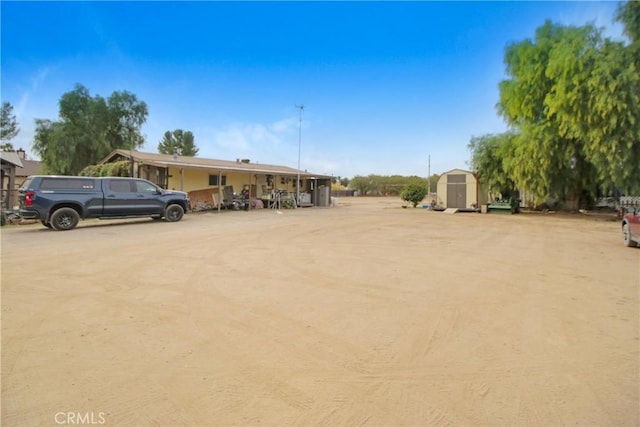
left=50, top=208, right=80, bottom=231
left=165, top=204, right=184, bottom=222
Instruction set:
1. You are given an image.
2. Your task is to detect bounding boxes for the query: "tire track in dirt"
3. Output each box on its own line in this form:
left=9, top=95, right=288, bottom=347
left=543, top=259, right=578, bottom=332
left=2, top=199, right=638, bottom=425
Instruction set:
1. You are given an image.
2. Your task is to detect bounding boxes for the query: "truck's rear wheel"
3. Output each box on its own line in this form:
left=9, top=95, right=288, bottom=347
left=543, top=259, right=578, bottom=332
left=165, top=204, right=184, bottom=222
left=50, top=208, right=80, bottom=231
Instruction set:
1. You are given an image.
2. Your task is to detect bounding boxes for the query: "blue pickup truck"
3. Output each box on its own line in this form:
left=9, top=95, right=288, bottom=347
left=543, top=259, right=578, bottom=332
left=19, top=175, right=190, bottom=231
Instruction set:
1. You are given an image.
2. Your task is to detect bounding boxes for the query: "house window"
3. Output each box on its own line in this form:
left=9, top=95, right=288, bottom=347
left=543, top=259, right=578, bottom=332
left=209, top=174, right=226, bottom=186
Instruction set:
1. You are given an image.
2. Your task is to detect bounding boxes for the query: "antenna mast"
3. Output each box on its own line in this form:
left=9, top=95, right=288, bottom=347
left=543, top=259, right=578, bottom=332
left=428, top=154, right=431, bottom=195
left=295, top=104, right=304, bottom=206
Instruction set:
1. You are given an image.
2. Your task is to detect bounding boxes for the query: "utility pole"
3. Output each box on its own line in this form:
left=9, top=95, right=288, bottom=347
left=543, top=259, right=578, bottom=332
left=427, top=154, right=431, bottom=195
left=295, top=104, right=304, bottom=206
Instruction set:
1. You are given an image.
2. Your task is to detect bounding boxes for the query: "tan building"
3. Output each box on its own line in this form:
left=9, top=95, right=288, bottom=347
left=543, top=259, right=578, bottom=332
left=436, top=168, right=488, bottom=210
left=1, top=149, right=42, bottom=209
left=100, top=150, right=334, bottom=208
left=1, top=151, right=22, bottom=209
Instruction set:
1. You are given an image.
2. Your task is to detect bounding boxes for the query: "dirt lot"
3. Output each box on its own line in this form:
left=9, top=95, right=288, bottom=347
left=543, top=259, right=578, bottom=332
left=1, top=197, right=638, bottom=426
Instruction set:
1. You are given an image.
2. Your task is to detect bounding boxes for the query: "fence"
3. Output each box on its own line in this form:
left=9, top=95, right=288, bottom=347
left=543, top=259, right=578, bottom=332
left=331, top=189, right=356, bottom=197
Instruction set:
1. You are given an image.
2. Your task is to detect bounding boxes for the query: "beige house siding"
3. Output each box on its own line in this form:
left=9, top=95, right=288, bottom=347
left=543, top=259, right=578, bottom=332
left=164, top=166, right=307, bottom=197
left=437, top=169, right=485, bottom=209
left=100, top=150, right=333, bottom=207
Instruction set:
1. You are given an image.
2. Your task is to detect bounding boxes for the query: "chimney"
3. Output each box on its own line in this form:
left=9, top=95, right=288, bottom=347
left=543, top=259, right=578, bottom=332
left=16, top=148, right=26, bottom=160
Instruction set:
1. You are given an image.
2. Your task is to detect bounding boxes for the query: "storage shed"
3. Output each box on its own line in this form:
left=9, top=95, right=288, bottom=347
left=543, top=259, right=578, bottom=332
left=436, top=169, right=487, bottom=210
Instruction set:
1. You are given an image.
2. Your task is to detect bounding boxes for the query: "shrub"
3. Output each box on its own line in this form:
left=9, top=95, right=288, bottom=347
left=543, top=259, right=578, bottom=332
left=401, top=183, right=428, bottom=208
left=282, top=197, right=297, bottom=209
left=79, top=165, right=101, bottom=177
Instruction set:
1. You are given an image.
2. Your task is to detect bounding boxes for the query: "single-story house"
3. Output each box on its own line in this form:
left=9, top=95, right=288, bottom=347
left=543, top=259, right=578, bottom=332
left=99, top=150, right=334, bottom=208
left=436, top=168, right=489, bottom=210
left=13, top=150, right=43, bottom=188
left=1, top=149, right=43, bottom=209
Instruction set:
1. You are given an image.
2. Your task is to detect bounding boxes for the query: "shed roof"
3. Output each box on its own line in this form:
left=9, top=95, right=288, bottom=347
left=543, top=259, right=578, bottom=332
left=100, top=150, right=332, bottom=178
left=440, top=168, right=474, bottom=176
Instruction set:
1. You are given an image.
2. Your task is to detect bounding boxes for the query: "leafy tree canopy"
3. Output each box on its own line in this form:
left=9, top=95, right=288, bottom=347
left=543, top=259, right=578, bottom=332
left=349, top=175, right=379, bottom=196
left=79, top=160, right=131, bottom=177
left=1, top=102, right=19, bottom=143
left=33, top=84, right=148, bottom=175
left=348, top=174, right=429, bottom=196
left=401, top=183, right=428, bottom=207
left=158, top=129, right=199, bottom=156
left=617, top=0, right=640, bottom=46
left=496, top=14, right=640, bottom=201
left=468, top=132, right=518, bottom=195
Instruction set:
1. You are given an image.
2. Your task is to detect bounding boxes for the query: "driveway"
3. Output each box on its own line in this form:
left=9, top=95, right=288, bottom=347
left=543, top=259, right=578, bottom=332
left=2, top=198, right=638, bottom=426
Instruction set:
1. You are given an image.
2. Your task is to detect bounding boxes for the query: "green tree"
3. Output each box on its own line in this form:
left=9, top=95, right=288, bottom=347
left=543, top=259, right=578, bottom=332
left=1, top=102, right=19, bottom=149
left=158, top=129, right=199, bottom=156
left=349, top=175, right=378, bottom=196
left=377, top=175, right=401, bottom=196
left=105, top=91, right=149, bottom=150
left=468, top=132, right=518, bottom=195
left=617, top=0, right=640, bottom=46
left=33, top=84, right=148, bottom=175
left=401, top=183, right=428, bottom=207
left=0, top=142, right=15, bottom=152
left=79, top=161, right=131, bottom=177
left=348, top=174, right=429, bottom=196
left=33, top=119, right=65, bottom=174
left=427, top=174, right=439, bottom=194
left=498, top=18, right=640, bottom=203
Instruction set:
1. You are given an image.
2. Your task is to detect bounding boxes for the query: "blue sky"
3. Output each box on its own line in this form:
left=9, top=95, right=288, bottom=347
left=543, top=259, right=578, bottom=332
left=1, top=1, right=625, bottom=178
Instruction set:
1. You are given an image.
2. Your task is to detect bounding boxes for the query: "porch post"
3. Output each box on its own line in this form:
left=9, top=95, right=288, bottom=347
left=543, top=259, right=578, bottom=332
left=218, top=171, right=222, bottom=212
left=247, top=171, right=252, bottom=211
left=8, top=164, right=16, bottom=209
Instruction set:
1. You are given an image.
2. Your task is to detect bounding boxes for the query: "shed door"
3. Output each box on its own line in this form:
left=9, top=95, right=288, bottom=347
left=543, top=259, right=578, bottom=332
left=446, top=174, right=467, bottom=209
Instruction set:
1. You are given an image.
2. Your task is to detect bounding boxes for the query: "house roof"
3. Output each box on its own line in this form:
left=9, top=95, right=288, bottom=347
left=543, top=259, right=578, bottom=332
left=0, top=151, right=24, bottom=168
left=100, top=149, right=332, bottom=178
left=15, top=159, right=42, bottom=177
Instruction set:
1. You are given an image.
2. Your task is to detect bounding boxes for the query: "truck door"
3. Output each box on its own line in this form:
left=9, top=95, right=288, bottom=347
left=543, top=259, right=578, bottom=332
left=132, top=179, right=165, bottom=215
left=103, top=179, right=138, bottom=216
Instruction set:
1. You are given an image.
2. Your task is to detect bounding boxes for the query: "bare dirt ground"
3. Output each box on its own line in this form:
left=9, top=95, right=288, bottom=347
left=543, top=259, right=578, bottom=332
left=1, top=197, right=638, bottom=426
